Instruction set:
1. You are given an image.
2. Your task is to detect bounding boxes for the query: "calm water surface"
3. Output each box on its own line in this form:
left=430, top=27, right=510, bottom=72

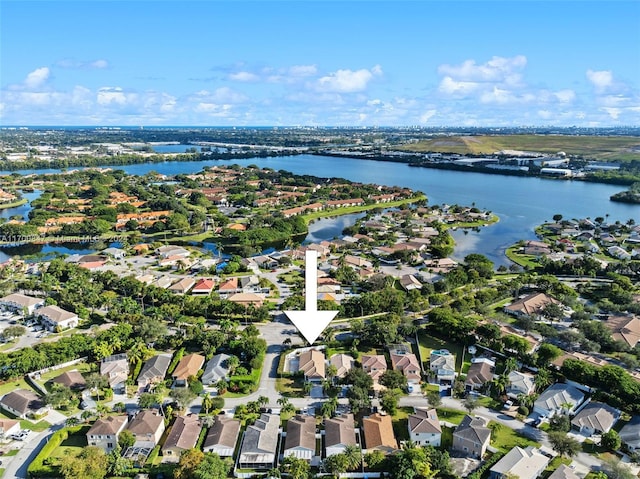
left=1, top=155, right=637, bottom=266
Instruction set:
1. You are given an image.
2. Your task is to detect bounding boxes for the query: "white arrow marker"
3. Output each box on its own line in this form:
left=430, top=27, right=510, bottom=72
left=285, top=250, right=338, bottom=345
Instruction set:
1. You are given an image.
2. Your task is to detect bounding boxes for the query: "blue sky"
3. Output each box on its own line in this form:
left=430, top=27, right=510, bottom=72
left=1, top=1, right=639, bottom=126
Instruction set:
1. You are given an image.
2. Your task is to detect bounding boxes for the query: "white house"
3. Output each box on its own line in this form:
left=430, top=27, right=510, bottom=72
left=0, top=293, right=44, bottom=315
left=533, top=383, right=585, bottom=418
left=36, top=305, right=79, bottom=331
left=86, top=415, right=128, bottom=453
left=571, top=402, right=620, bottom=436
left=408, top=408, right=441, bottom=447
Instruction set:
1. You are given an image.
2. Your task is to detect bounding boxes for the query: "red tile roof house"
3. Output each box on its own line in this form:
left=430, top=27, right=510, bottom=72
left=503, top=292, right=561, bottom=319
left=172, top=353, right=205, bottom=387
left=191, top=278, right=215, bottom=295
left=162, top=414, right=203, bottom=461
left=35, top=305, right=79, bottom=332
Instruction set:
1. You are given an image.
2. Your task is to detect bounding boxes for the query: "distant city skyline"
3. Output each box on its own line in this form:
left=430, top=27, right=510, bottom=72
left=1, top=1, right=639, bottom=127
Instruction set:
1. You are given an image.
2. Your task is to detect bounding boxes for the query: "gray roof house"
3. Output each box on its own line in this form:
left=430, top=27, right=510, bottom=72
left=620, top=416, right=640, bottom=452
left=162, top=414, right=203, bottom=460
left=203, top=415, right=241, bottom=457
left=464, top=358, right=495, bottom=392
left=408, top=408, right=441, bottom=447
left=548, top=464, right=581, bottom=479
left=430, top=349, right=456, bottom=384
left=571, top=402, right=620, bottom=436
left=507, top=370, right=536, bottom=398
left=324, top=414, right=357, bottom=457
left=489, top=446, right=550, bottom=479
left=0, top=389, right=47, bottom=419
left=283, top=415, right=317, bottom=462
left=201, top=353, right=231, bottom=386
left=100, top=353, right=129, bottom=393
left=238, top=413, right=280, bottom=470
left=533, top=383, right=585, bottom=418
left=137, top=353, right=172, bottom=389
left=452, top=415, right=491, bottom=458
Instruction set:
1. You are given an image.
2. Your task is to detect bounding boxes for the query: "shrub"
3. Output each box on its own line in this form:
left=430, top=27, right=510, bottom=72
left=518, top=405, right=529, bottom=416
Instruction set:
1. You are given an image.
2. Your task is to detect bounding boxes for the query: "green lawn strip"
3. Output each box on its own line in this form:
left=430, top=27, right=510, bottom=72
left=2, top=449, right=18, bottom=457
left=36, top=362, right=92, bottom=386
left=0, top=198, right=28, bottom=210
left=489, top=421, right=540, bottom=453
left=543, top=456, right=571, bottom=476
left=300, top=195, right=427, bottom=224
left=275, top=377, right=305, bottom=398
left=0, top=467, right=4, bottom=478
left=505, top=246, right=540, bottom=269
left=436, top=408, right=466, bottom=425
left=440, top=426, right=454, bottom=450
left=21, top=419, right=51, bottom=432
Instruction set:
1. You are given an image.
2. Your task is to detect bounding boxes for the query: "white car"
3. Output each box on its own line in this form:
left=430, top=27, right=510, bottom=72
left=11, top=430, right=29, bottom=441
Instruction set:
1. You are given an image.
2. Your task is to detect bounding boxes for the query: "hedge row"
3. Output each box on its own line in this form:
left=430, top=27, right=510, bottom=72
left=27, top=425, right=89, bottom=477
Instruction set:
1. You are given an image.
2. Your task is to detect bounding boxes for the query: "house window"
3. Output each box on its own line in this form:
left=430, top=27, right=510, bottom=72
left=108, top=443, right=113, bottom=449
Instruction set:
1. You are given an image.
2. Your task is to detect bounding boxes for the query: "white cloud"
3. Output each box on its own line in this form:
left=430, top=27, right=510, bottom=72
left=438, top=56, right=526, bottom=82
left=228, top=71, right=260, bottom=82
left=438, top=76, right=480, bottom=95
left=24, top=67, right=50, bottom=89
left=97, top=87, right=128, bottom=105
left=554, top=89, right=576, bottom=103
left=289, top=65, right=317, bottom=77
left=586, top=69, right=613, bottom=91
left=419, top=109, right=437, bottom=123
left=317, top=65, right=382, bottom=93
left=90, top=59, right=109, bottom=69
left=602, top=107, right=621, bottom=119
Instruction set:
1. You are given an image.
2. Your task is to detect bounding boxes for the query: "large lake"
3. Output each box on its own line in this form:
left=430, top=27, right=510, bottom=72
left=1, top=155, right=637, bottom=266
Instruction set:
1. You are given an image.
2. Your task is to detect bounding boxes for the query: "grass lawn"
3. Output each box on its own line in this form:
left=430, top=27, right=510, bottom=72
left=275, top=377, right=305, bottom=397
left=436, top=407, right=467, bottom=425
left=544, top=456, right=571, bottom=476
left=300, top=195, right=427, bottom=224
left=441, top=426, right=454, bottom=450
left=489, top=421, right=540, bottom=452
left=0, top=378, right=32, bottom=396
left=21, top=419, right=51, bottom=432
left=38, top=362, right=92, bottom=386
left=417, top=331, right=469, bottom=371
left=50, top=433, right=86, bottom=459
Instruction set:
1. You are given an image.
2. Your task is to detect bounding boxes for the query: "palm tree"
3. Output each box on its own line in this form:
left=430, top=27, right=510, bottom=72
left=491, top=374, right=510, bottom=397
left=343, top=444, right=362, bottom=471
left=258, top=395, right=269, bottom=408
left=202, top=394, right=215, bottom=414
left=534, top=368, right=553, bottom=392
left=321, top=397, right=338, bottom=418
